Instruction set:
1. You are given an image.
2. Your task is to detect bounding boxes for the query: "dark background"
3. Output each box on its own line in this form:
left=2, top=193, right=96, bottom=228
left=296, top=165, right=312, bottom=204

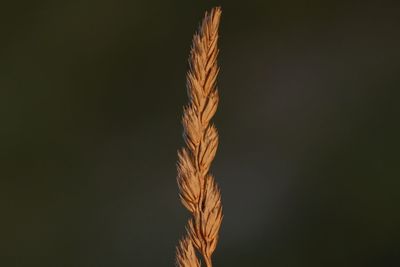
left=4, top=1, right=400, bottom=266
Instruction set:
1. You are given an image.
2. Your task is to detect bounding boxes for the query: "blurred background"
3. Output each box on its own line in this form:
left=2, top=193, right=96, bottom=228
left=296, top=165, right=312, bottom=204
left=3, top=0, right=400, bottom=266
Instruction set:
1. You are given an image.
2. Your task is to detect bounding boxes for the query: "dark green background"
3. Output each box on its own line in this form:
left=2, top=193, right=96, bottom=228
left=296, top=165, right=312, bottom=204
left=3, top=1, right=400, bottom=266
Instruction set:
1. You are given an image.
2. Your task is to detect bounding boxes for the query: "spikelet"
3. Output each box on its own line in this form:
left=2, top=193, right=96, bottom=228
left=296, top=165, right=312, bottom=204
left=176, top=237, right=201, bottom=267
left=176, top=7, right=223, bottom=267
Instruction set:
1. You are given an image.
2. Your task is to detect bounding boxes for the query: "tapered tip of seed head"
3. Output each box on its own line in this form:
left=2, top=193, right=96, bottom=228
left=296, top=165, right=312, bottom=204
left=202, top=7, right=222, bottom=31
left=210, top=7, right=222, bottom=24
left=212, top=6, right=222, bottom=15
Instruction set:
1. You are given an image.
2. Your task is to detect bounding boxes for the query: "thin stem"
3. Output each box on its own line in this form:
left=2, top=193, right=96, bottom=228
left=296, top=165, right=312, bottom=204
left=204, top=256, right=212, bottom=267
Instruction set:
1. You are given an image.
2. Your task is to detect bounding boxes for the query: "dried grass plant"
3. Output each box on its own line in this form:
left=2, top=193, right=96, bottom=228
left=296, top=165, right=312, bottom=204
left=175, top=7, right=223, bottom=267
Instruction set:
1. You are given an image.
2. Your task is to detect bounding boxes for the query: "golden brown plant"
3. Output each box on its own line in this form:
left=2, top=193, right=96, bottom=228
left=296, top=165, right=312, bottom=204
left=175, top=7, right=223, bottom=267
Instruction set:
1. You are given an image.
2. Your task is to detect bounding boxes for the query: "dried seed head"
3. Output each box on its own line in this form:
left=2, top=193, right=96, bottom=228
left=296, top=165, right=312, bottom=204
left=176, top=7, right=223, bottom=267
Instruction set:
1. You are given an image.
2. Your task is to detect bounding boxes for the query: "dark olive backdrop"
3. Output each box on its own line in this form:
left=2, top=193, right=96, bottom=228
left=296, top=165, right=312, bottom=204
left=3, top=1, right=400, bottom=266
